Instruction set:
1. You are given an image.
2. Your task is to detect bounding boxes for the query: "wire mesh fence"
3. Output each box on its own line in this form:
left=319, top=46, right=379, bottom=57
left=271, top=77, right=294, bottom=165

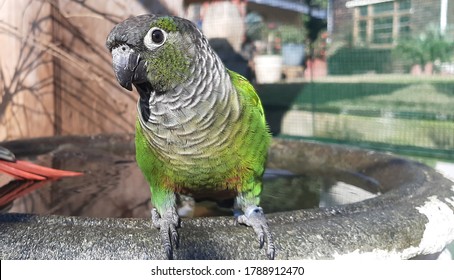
left=267, top=78, right=454, bottom=159
left=230, top=0, right=454, bottom=159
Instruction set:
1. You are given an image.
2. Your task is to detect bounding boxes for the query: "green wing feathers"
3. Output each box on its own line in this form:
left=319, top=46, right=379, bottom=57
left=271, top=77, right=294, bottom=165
left=227, top=69, right=271, bottom=206
left=227, top=70, right=267, bottom=124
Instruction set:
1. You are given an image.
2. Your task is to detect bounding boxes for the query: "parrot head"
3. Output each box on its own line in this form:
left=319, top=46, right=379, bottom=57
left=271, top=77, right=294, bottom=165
left=106, top=14, right=205, bottom=97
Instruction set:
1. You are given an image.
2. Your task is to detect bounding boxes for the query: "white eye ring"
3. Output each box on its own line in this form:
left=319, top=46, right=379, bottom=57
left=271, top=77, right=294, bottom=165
left=144, top=27, right=167, bottom=50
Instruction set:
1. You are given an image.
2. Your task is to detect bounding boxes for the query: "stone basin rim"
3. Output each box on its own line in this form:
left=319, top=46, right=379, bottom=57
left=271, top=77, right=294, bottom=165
left=1, top=134, right=453, bottom=260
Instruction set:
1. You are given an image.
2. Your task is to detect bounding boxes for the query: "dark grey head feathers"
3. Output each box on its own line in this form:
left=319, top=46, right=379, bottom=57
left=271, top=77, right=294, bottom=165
left=106, top=14, right=156, bottom=52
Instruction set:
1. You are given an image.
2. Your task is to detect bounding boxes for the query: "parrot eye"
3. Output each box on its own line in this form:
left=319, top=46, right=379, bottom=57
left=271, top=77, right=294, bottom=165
left=144, top=27, right=167, bottom=50
left=152, top=29, right=164, bottom=44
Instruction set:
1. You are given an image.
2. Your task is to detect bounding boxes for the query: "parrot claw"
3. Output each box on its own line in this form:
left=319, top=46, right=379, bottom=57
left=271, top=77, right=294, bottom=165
left=151, top=207, right=180, bottom=259
left=237, top=206, right=275, bottom=260
left=172, top=224, right=179, bottom=248
left=259, top=233, right=265, bottom=249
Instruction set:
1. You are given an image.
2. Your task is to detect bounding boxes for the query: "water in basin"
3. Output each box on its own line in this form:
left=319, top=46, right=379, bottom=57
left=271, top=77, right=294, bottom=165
left=0, top=143, right=381, bottom=218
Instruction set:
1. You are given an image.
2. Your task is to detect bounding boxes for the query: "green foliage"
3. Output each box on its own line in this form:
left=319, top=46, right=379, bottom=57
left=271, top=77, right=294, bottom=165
left=278, top=25, right=307, bottom=44
left=312, top=29, right=328, bottom=58
left=393, top=24, right=454, bottom=70
left=327, top=48, right=393, bottom=75
left=245, top=12, right=266, bottom=41
left=306, top=0, right=328, bottom=9
left=258, top=78, right=454, bottom=154
left=245, top=12, right=280, bottom=54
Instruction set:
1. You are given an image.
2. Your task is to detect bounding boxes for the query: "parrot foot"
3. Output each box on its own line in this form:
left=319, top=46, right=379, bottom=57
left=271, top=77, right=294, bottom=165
left=151, top=207, right=180, bottom=259
left=237, top=206, right=275, bottom=260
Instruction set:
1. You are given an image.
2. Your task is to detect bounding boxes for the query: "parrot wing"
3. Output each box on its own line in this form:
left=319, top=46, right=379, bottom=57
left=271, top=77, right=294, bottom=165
left=227, top=69, right=266, bottom=123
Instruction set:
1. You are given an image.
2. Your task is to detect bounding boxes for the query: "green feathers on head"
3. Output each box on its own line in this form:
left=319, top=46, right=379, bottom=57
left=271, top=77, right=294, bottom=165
left=145, top=43, right=190, bottom=92
left=151, top=16, right=178, bottom=33
left=144, top=16, right=192, bottom=92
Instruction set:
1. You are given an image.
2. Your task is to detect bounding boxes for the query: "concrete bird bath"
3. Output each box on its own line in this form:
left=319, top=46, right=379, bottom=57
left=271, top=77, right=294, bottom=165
left=0, top=134, right=453, bottom=259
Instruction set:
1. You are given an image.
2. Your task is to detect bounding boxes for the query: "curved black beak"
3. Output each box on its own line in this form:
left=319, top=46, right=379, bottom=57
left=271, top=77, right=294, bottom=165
left=111, top=45, right=147, bottom=91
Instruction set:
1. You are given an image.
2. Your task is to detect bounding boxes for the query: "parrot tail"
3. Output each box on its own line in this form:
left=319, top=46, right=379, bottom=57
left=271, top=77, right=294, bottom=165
left=0, top=160, right=82, bottom=181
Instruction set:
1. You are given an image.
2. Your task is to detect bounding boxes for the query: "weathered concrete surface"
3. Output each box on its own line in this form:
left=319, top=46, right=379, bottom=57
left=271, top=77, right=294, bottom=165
left=1, top=135, right=454, bottom=259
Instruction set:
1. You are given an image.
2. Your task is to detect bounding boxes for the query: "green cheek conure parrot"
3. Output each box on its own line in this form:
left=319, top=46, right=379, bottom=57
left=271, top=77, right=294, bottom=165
left=106, top=14, right=274, bottom=259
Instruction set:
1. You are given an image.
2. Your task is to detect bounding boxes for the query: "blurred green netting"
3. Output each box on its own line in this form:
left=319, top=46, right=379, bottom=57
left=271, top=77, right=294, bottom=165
left=252, top=0, right=453, bottom=159
left=259, top=76, right=454, bottom=159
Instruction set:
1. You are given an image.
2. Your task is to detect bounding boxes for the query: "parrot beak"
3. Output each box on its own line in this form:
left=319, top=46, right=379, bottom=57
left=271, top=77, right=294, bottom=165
left=111, top=45, right=147, bottom=91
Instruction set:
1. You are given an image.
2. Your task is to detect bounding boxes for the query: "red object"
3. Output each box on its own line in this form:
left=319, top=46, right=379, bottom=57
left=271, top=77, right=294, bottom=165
left=0, top=180, right=48, bottom=206
left=0, top=160, right=82, bottom=181
left=0, top=149, right=82, bottom=209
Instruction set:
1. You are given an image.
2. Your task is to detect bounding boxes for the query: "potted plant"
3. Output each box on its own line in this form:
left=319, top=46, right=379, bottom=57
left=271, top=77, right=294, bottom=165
left=251, top=21, right=283, bottom=83
left=278, top=24, right=307, bottom=66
